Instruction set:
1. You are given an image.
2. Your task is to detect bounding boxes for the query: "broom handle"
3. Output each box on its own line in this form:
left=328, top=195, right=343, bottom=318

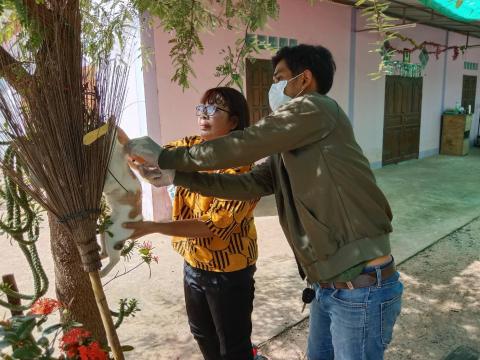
left=88, top=271, right=125, bottom=360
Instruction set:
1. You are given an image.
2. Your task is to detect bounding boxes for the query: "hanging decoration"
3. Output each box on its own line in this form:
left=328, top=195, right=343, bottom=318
left=417, top=0, right=480, bottom=22
left=381, top=34, right=473, bottom=61
left=402, top=49, right=411, bottom=63
left=383, top=61, right=424, bottom=78
left=359, top=0, right=478, bottom=79
left=380, top=39, right=429, bottom=78
left=419, top=47, right=430, bottom=68
left=379, top=31, right=480, bottom=78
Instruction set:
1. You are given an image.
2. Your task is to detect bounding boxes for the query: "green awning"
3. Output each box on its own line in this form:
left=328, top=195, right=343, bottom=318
left=417, top=0, right=480, bottom=22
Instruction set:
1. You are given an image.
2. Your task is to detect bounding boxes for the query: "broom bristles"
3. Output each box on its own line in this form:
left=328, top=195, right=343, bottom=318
left=0, top=2, right=130, bottom=272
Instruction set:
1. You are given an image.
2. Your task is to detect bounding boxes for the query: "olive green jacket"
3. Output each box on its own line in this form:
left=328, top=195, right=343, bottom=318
left=161, top=93, right=393, bottom=282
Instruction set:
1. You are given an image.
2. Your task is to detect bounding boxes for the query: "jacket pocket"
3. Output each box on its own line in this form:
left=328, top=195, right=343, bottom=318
left=294, top=198, right=338, bottom=259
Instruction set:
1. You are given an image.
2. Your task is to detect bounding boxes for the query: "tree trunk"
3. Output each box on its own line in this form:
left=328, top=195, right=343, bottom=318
left=48, top=212, right=107, bottom=344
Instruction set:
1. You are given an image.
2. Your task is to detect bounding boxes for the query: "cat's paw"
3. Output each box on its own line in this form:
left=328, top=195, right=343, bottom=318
left=136, top=165, right=175, bottom=187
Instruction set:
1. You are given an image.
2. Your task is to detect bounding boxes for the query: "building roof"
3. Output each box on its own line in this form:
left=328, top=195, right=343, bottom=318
left=332, top=0, right=480, bottom=40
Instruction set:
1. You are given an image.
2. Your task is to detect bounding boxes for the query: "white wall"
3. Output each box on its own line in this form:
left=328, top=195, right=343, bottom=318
left=352, top=13, right=480, bottom=166
left=444, top=32, right=480, bottom=144
left=353, top=14, right=387, bottom=167
left=401, top=25, right=447, bottom=158
left=120, top=22, right=153, bottom=220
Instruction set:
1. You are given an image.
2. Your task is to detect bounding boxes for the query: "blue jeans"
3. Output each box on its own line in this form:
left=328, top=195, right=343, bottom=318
left=307, top=263, right=403, bottom=360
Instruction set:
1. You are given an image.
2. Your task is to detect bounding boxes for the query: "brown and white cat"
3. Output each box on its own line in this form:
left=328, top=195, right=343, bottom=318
left=98, top=127, right=143, bottom=277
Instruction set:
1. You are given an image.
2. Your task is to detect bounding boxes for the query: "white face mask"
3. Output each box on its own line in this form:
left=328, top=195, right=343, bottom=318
left=268, top=73, right=305, bottom=112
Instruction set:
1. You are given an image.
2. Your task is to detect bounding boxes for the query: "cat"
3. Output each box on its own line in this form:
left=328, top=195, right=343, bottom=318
left=98, top=127, right=143, bottom=277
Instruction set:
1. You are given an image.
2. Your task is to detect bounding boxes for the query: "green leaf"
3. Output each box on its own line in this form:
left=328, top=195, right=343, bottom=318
left=16, top=318, right=36, bottom=341
left=36, top=336, right=49, bottom=348
left=355, top=0, right=368, bottom=5
left=12, top=344, right=41, bottom=359
left=35, top=316, right=48, bottom=329
left=5, top=333, right=19, bottom=344
left=120, top=345, right=134, bottom=352
left=42, top=323, right=62, bottom=336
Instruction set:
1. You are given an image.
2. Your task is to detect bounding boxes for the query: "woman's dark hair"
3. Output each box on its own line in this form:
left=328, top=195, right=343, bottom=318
left=200, top=87, right=250, bottom=131
left=272, top=44, right=336, bottom=95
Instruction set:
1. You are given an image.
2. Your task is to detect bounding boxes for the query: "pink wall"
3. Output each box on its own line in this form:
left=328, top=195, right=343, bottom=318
left=147, top=0, right=354, bottom=220
left=150, top=1, right=480, bottom=159
left=151, top=0, right=353, bottom=144
left=145, top=1, right=480, bottom=218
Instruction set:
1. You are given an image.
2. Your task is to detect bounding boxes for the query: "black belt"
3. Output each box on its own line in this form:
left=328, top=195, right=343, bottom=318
left=318, top=261, right=396, bottom=290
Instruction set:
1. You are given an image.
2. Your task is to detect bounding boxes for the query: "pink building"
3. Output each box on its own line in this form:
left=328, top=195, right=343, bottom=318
left=124, top=0, right=480, bottom=220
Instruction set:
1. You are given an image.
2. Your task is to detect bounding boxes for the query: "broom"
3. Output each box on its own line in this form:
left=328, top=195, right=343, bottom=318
left=0, top=2, right=129, bottom=359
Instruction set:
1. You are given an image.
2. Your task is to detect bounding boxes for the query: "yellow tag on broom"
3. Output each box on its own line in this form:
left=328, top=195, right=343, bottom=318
left=83, top=123, right=110, bottom=145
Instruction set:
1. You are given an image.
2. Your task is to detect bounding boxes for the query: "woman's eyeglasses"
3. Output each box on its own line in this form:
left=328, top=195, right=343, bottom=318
left=196, top=104, right=230, bottom=117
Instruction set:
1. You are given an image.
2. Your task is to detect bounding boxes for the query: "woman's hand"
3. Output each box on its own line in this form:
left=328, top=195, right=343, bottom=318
left=124, top=219, right=213, bottom=238
left=123, top=221, right=161, bottom=240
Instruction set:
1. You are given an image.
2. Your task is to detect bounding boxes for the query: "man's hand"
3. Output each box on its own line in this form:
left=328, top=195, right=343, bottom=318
left=126, top=136, right=174, bottom=187
left=134, top=164, right=175, bottom=187
left=126, top=136, right=162, bottom=168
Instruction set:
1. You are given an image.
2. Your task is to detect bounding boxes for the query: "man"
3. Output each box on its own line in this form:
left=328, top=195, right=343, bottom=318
left=128, top=44, right=403, bottom=360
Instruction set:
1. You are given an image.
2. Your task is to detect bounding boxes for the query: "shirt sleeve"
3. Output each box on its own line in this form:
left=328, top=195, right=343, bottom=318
left=174, top=157, right=274, bottom=201
left=165, top=135, right=201, bottom=149
left=158, top=95, right=337, bottom=171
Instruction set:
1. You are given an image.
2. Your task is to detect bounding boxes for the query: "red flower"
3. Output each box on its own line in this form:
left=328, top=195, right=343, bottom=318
left=30, top=298, right=62, bottom=315
left=65, top=343, right=79, bottom=358
left=61, top=328, right=92, bottom=345
left=60, top=327, right=93, bottom=358
left=78, top=341, right=108, bottom=360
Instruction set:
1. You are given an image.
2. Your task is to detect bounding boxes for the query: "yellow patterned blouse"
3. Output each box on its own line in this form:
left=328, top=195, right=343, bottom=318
left=166, top=136, right=259, bottom=272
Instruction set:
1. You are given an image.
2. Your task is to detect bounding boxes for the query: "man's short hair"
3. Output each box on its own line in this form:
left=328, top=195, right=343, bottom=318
left=272, top=44, right=336, bottom=95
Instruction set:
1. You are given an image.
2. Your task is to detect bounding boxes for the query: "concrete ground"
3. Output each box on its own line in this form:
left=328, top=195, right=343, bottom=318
left=259, top=215, right=480, bottom=360
left=1, top=148, right=480, bottom=359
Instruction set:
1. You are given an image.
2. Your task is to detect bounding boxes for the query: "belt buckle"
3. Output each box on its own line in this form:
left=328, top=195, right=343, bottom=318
left=346, top=281, right=354, bottom=290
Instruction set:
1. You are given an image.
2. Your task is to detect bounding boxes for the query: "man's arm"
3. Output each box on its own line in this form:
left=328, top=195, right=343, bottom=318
left=174, top=158, right=274, bottom=200
left=159, top=95, right=337, bottom=171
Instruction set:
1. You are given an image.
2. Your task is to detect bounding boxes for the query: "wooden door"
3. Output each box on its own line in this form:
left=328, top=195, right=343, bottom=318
left=246, top=59, right=273, bottom=124
left=461, top=75, right=477, bottom=112
left=382, top=76, right=423, bottom=166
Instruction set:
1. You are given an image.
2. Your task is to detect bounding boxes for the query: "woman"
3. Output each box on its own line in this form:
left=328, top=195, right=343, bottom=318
left=125, top=87, right=261, bottom=360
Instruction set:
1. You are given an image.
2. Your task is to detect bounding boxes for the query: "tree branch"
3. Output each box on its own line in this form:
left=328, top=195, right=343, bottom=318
left=0, top=45, right=33, bottom=98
